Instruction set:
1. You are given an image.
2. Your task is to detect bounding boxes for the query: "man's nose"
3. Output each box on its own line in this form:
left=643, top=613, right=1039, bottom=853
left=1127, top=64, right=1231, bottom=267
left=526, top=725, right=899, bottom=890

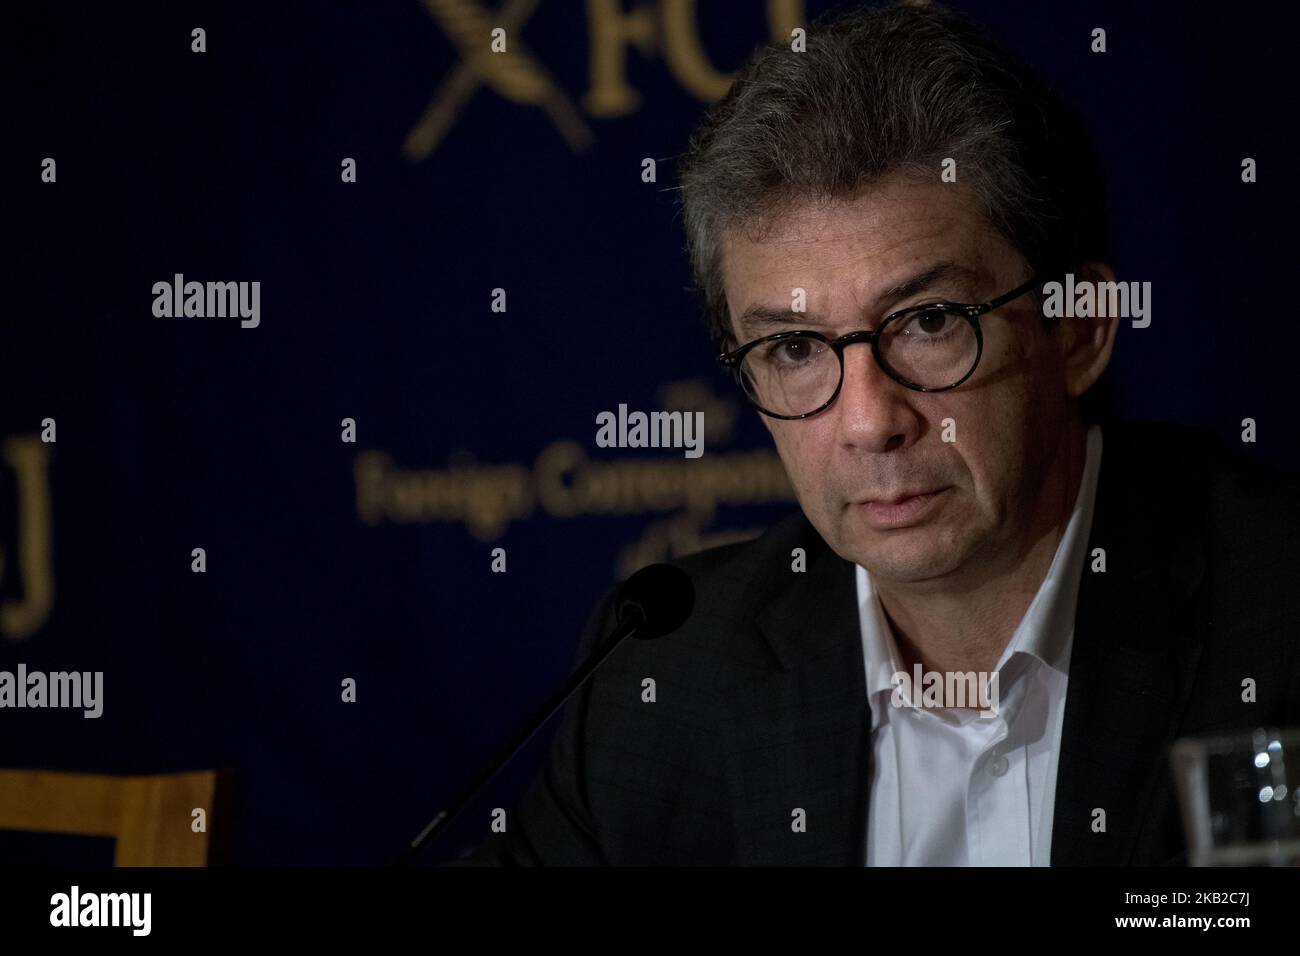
left=832, top=342, right=923, bottom=453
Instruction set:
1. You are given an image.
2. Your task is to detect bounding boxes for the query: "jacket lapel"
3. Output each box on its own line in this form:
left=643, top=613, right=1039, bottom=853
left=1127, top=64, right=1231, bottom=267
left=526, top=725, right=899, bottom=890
left=1050, top=425, right=1207, bottom=864
left=723, top=531, right=871, bottom=865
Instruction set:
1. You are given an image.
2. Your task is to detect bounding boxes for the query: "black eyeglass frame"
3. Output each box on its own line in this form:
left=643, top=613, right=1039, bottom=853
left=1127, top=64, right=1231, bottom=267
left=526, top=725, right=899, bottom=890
left=716, top=274, right=1045, bottom=420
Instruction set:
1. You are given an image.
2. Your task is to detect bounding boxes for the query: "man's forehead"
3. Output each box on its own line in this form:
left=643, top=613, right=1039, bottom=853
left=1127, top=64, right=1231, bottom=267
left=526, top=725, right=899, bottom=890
left=721, top=179, right=984, bottom=273
left=720, top=189, right=997, bottom=332
left=727, top=200, right=992, bottom=312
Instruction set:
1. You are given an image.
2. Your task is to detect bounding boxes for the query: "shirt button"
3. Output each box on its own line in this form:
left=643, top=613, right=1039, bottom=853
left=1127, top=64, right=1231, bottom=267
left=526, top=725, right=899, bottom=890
left=989, top=755, right=1010, bottom=777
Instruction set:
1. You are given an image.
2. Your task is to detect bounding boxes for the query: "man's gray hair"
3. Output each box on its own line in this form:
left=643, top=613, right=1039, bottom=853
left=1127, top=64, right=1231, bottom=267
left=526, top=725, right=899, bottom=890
left=678, top=1, right=1115, bottom=418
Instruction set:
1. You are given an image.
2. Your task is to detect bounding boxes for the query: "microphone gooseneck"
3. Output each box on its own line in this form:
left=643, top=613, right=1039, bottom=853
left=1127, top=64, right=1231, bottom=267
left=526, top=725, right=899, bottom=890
left=401, top=563, right=695, bottom=864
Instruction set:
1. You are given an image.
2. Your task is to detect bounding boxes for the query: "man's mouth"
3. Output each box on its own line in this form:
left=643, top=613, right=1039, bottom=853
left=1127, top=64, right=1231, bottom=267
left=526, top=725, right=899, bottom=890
left=855, top=488, right=950, bottom=529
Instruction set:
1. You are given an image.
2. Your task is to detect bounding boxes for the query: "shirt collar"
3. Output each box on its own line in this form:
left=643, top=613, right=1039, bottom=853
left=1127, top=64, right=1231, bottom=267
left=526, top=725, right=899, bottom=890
left=857, top=423, right=1104, bottom=723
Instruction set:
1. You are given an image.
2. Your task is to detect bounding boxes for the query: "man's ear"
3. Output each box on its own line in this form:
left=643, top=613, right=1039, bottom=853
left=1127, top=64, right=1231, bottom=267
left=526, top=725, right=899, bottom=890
left=1061, top=261, right=1120, bottom=402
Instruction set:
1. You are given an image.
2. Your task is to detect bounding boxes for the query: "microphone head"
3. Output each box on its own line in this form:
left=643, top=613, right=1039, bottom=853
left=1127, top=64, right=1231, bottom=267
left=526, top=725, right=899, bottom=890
left=616, top=563, right=695, bottom=640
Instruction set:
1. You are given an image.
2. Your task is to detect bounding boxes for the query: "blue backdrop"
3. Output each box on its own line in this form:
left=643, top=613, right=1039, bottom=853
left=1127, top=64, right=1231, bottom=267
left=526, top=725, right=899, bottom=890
left=4, top=0, right=1298, bottom=864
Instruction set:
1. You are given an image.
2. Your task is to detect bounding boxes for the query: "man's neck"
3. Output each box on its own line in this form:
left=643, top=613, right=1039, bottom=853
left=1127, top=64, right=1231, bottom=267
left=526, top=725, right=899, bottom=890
left=874, top=421, right=1090, bottom=676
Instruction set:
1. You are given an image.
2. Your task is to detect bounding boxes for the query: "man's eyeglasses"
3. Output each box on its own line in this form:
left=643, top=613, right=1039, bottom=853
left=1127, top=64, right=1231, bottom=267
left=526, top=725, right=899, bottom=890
left=716, top=275, right=1044, bottom=420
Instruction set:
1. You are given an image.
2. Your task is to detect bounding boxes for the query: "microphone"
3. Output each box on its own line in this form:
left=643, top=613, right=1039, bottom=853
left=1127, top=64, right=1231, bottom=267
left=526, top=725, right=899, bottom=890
left=400, top=562, right=695, bottom=864
left=616, top=562, right=696, bottom=641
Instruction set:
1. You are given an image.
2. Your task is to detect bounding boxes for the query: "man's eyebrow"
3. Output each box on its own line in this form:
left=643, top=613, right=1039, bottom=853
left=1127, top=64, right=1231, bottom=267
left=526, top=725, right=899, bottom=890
left=875, top=261, right=979, bottom=308
left=734, top=260, right=980, bottom=336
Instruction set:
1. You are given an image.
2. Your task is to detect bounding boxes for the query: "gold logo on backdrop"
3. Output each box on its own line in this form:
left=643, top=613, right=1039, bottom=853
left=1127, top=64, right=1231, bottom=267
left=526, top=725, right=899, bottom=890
left=404, top=0, right=805, bottom=161
left=352, top=380, right=797, bottom=566
left=0, top=437, right=54, bottom=642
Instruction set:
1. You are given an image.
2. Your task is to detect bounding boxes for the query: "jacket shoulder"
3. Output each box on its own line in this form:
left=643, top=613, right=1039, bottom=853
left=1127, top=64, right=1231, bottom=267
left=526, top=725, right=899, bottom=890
left=667, top=508, right=832, bottom=626
left=1102, top=418, right=1300, bottom=529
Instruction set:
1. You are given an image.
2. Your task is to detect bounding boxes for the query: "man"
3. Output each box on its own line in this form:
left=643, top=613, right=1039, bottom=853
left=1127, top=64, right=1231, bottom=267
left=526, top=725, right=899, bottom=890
left=456, top=2, right=1300, bottom=865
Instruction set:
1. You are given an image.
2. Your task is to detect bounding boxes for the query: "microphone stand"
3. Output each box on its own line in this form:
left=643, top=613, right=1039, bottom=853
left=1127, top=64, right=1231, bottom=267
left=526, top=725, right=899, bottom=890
left=399, top=605, right=645, bottom=866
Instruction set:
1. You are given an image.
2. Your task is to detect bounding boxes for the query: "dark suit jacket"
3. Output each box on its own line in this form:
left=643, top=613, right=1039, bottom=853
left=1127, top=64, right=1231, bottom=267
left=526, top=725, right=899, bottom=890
left=457, top=420, right=1300, bottom=865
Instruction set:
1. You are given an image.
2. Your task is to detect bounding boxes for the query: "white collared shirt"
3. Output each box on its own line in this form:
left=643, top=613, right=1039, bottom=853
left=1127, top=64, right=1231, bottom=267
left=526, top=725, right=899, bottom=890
left=860, top=424, right=1103, bottom=866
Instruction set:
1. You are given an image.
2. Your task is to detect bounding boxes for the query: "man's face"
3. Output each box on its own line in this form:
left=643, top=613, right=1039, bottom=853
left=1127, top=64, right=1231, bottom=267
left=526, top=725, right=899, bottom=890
left=720, top=175, right=1075, bottom=585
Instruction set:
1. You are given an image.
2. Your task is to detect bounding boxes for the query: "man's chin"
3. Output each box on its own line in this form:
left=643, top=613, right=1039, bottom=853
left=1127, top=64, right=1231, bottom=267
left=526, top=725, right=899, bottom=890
left=838, top=526, right=968, bottom=584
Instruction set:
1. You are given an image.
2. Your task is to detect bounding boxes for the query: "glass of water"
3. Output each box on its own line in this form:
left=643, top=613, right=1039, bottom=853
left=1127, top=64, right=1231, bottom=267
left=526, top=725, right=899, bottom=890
left=1171, top=727, right=1300, bottom=866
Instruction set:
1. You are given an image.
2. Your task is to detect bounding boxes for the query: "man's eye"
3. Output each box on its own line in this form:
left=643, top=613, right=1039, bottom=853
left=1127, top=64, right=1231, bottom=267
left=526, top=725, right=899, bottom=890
left=764, top=337, right=822, bottom=365
left=902, top=309, right=957, bottom=337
